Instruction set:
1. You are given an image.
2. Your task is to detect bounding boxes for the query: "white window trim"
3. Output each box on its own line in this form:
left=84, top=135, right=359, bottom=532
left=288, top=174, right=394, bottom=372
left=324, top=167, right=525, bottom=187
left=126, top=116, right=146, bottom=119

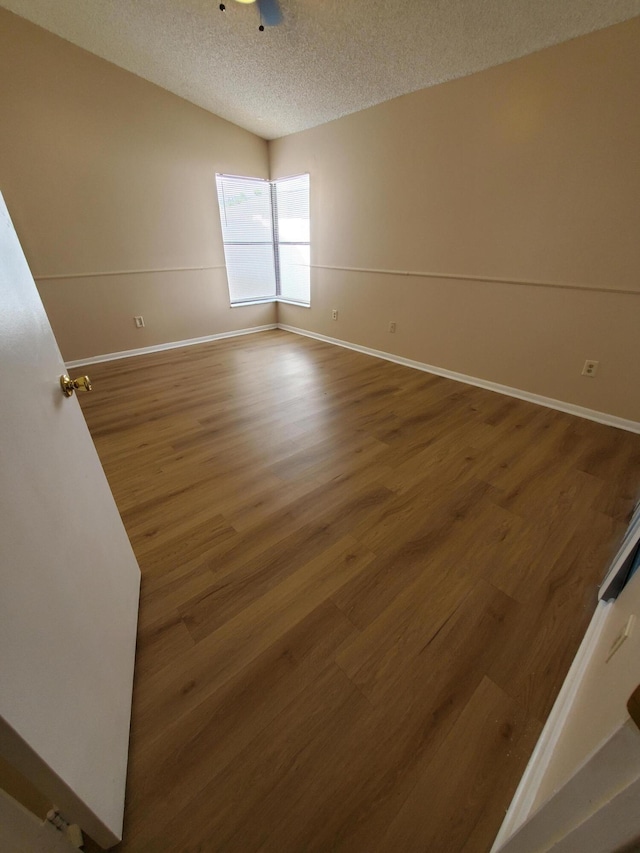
left=216, top=173, right=310, bottom=308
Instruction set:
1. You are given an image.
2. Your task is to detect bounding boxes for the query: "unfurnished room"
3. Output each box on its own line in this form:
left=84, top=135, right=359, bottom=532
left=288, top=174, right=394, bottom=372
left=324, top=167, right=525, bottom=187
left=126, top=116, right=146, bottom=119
left=2, top=2, right=640, bottom=851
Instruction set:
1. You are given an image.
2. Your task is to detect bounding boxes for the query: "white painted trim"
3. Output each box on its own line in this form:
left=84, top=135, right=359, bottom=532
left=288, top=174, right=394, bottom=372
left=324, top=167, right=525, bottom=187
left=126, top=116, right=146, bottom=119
left=35, top=265, right=225, bottom=281
left=277, top=325, right=640, bottom=434
left=311, top=264, right=640, bottom=297
left=65, top=325, right=277, bottom=368
left=490, top=600, right=612, bottom=852
left=230, top=299, right=275, bottom=307
left=229, top=298, right=311, bottom=308
left=276, top=298, right=311, bottom=308
left=33, top=263, right=640, bottom=293
left=38, top=262, right=640, bottom=296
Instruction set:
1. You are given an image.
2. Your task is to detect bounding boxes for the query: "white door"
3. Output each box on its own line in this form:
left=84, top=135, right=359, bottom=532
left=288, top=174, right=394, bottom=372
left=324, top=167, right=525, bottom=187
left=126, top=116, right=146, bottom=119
left=0, top=193, right=140, bottom=849
left=493, top=566, right=640, bottom=853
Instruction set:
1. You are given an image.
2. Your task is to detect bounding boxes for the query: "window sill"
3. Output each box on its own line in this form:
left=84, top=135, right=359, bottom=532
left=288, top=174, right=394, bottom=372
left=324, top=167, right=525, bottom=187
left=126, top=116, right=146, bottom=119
left=277, top=299, right=311, bottom=308
left=230, top=299, right=277, bottom=307
left=230, top=298, right=310, bottom=308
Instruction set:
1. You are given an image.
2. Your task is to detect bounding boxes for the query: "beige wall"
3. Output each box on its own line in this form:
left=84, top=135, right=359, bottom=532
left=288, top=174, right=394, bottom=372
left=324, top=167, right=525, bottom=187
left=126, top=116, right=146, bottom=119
left=0, top=10, right=275, bottom=362
left=0, top=755, right=50, bottom=822
left=270, top=17, right=640, bottom=423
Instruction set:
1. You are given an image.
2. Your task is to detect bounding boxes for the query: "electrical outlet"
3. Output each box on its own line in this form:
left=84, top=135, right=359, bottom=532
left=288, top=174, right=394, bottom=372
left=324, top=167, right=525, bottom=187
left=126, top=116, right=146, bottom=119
left=332, top=309, right=338, bottom=321
left=582, top=359, right=599, bottom=377
left=389, top=321, right=397, bottom=333
left=134, top=316, right=145, bottom=328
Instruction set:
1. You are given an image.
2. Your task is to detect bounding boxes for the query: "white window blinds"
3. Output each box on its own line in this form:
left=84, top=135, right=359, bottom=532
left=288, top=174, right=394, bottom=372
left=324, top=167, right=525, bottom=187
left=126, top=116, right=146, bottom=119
left=216, top=175, right=277, bottom=304
left=275, top=174, right=310, bottom=306
left=216, top=173, right=310, bottom=307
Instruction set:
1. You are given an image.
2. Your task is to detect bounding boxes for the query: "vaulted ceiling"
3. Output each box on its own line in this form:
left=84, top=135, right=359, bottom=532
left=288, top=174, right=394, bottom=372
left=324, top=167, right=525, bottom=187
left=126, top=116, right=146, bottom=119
left=3, top=0, right=640, bottom=139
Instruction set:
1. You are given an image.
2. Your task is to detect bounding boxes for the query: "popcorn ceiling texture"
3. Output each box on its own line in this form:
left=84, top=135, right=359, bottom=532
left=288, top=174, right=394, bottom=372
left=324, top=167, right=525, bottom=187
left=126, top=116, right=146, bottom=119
left=2, top=0, right=640, bottom=139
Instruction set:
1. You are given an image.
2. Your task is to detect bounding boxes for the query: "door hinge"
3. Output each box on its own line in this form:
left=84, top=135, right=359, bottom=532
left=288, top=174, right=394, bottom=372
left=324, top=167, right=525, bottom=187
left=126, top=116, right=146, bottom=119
left=46, top=809, right=84, bottom=849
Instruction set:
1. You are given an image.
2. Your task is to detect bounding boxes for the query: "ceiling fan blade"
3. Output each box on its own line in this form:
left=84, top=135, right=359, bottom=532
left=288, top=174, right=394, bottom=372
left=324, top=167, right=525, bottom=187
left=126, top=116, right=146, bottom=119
left=257, top=0, right=282, bottom=26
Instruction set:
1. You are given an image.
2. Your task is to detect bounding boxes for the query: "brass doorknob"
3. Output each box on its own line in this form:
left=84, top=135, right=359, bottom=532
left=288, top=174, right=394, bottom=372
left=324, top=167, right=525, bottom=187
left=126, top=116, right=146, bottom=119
left=60, top=374, right=93, bottom=397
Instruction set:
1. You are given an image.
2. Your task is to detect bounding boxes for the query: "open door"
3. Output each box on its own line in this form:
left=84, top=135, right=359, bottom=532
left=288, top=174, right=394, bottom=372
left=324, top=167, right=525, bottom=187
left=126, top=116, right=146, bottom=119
left=0, top=193, right=140, bottom=848
left=492, top=565, right=640, bottom=853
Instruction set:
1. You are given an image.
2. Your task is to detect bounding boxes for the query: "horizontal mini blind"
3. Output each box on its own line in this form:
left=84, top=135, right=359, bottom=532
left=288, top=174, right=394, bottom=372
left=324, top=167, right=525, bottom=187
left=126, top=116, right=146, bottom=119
left=216, top=175, right=277, bottom=304
left=275, top=174, right=310, bottom=305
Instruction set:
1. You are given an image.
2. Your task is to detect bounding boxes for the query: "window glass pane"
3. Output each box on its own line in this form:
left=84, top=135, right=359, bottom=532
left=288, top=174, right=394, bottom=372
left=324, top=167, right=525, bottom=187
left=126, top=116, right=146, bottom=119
left=216, top=175, right=276, bottom=304
left=278, top=244, right=310, bottom=304
left=275, top=174, right=310, bottom=305
left=276, top=175, right=310, bottom=243
left=217, top=176, right=273, bottom=243
left=223, top=243, right=276, bottom=304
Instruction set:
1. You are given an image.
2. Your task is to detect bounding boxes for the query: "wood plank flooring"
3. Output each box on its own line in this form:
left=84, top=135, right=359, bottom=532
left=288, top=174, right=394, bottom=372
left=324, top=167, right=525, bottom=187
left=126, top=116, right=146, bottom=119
left=78, top=330, right=640, bottom=852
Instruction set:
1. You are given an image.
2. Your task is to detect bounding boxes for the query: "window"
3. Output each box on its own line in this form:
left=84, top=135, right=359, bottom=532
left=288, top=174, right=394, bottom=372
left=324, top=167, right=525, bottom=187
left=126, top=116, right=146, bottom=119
left=215, top=175, right=276, bottom=304
left=216, top=173, right=310, bottom=306
left=274, top=174, right=310, bottom=305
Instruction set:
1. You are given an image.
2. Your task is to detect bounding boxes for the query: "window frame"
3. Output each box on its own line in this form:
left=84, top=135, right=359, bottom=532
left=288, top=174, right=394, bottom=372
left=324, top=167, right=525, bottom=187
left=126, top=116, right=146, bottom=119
left=216, top=172, right=311, bottom=308
left=272, top=174, right=311, bottom=307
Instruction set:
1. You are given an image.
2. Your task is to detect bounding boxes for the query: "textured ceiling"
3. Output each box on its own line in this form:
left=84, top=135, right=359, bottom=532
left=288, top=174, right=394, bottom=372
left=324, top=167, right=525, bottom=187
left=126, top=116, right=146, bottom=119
left=3, top=0, right=640, bottom=139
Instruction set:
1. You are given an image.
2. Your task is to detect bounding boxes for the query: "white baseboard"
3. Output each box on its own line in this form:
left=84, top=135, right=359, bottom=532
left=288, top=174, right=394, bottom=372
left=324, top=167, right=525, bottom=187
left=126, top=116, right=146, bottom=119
left=490, top=600, right=612, bottom=851
left=66, top=322, right=640, bottom=434
left=65, top=325, right=278, bottom=368
left=277, top=324, right=640, bottom=434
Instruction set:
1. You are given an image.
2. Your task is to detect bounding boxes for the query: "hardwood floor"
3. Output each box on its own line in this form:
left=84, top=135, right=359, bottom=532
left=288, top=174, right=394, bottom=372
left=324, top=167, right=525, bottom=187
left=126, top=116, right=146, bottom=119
left=78, top=330, right=640, bottom=852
